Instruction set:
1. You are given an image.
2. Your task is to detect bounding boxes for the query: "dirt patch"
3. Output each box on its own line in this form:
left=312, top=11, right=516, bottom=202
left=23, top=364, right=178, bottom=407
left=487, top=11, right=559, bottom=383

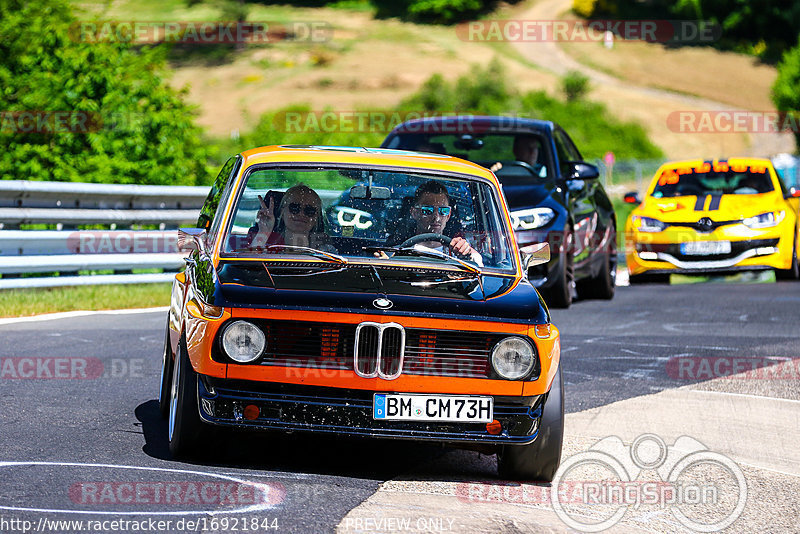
left=559, top=39, right=777, bottom=111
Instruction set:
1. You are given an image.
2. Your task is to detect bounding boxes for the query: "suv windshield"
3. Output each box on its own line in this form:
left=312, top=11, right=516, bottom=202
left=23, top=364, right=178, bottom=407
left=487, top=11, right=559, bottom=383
left=384, top=132, right=551, bottom=184
left=222, top=165, right=515, bottom=271
left=651, top=162, right=775, bottom=198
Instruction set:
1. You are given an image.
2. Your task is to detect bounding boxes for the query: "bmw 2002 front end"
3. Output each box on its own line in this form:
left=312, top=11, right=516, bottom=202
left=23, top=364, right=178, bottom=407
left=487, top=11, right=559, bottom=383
left=625, top=158, right=800, bottom=283
left=159, top=145, right=564, bottom=481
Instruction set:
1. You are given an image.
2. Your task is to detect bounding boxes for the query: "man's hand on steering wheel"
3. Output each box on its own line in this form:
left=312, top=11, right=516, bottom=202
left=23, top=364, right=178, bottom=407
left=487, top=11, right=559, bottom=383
left=397, top=233, right=478, bottom=258
left=449, top=236, right=477, bottom=258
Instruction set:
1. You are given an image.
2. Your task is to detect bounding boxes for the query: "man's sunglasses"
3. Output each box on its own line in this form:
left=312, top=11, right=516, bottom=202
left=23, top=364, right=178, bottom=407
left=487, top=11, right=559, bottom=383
left=287, top=203, right=318, bottom=217
left=416, top=205, right=451, bottom=217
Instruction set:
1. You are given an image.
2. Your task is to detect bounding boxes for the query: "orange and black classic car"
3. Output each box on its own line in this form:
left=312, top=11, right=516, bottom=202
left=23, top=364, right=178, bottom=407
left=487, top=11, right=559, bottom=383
left=159, top=145, right=563, bottom=480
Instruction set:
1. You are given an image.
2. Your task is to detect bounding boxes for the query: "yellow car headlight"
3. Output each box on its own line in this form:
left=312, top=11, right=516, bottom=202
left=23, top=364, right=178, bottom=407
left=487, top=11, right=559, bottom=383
left=632, top=215, right=667, bottom=233
left=742, top=211, right=785, bottom=229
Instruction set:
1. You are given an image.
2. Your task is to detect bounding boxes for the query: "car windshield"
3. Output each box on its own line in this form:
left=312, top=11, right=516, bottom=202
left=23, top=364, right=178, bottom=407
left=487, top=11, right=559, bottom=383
left=222, top=165, right=515, bottom=271
left=384, top=132, right=550, bottom=184
left=651, top=163, right=775, bottom=198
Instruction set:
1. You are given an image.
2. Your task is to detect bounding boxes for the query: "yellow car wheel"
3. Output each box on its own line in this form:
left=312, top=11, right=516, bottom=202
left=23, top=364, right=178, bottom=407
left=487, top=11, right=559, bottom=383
left=776, top=240, right=799, bottom=280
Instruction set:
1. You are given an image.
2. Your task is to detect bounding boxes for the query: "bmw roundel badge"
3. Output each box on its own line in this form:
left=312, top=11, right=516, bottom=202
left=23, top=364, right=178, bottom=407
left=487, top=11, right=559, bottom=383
left=373, top=298, right=393, bottom=310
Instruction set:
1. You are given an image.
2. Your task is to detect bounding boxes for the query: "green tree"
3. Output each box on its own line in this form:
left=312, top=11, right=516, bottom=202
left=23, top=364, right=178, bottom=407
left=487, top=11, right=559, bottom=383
left=772, top=38, right=800, bottom=152
left=0, top=0, right=210, bottom=184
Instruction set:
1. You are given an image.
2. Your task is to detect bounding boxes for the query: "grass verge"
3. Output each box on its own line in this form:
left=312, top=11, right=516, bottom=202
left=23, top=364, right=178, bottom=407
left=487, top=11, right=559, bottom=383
left=0, top=283, right=171, bottom=318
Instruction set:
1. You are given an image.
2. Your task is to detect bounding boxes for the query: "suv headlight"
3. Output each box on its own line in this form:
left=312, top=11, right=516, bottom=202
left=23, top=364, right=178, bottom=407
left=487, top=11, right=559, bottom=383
left=743, top=211, right=785, bottom=229
left=632, top=215, right=667, bottom=233
left=221, top=321, right=266, bottom=363
left=510, top=208, right=555, bottom=230
left=491, top=337, right=536, bottom=380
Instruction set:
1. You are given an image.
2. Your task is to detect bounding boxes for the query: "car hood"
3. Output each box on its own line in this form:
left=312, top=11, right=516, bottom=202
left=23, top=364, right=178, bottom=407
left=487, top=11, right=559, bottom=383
left=214, top=262, right=548, bottom=323
left=641, top=192, right=784, bottom=222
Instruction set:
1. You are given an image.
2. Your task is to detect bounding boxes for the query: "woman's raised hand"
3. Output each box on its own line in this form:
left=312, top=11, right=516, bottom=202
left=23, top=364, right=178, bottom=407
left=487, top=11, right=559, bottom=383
left=256, top=194, right=275, bottom=235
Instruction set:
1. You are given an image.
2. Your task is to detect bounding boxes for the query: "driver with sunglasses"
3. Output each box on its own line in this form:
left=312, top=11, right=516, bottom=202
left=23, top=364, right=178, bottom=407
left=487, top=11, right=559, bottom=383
left=407, top=180, right=483, bottom=265
left=247, top=184, right=331, bottom=250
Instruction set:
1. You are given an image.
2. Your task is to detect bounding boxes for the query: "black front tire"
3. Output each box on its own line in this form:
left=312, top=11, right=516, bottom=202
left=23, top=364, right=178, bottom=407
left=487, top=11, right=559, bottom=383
left=158, top=324, right=174, bottom=419
left=168, top=335, right=213, bottom=459
left=497, top=364, right=564, bottom=482
left=776, top=240, right=799, bottom=280
left=577, top=235, right=616, bottom=300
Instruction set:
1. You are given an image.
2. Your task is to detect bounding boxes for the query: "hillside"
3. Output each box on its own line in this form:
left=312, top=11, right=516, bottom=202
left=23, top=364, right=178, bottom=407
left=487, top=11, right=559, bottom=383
left=74, top=0, right=791, bottom=159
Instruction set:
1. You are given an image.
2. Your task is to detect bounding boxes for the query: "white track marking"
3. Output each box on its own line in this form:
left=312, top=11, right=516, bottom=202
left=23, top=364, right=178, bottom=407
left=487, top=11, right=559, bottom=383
left=0, top=461, right=279, bottom=515
left=686, top=388, right=800, bottom=405
left=0, top=307, right=168, bottom=325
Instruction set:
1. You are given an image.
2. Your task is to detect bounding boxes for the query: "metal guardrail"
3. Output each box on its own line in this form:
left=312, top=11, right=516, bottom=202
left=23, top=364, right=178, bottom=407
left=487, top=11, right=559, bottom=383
left=0, top=181, right=207, bottom=289
left=0, top=181, right=342, bottom=290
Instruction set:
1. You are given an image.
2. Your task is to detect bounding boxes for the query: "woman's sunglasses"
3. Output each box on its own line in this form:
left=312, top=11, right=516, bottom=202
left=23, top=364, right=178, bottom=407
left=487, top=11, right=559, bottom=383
left=287, top=203, right=318, bottom=217
left=416, top=205, right=451, bottom=217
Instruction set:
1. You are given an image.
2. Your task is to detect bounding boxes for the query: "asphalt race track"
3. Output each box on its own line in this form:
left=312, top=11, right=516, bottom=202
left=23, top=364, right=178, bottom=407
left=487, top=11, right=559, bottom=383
left=1, top=280, right=798, bottom=533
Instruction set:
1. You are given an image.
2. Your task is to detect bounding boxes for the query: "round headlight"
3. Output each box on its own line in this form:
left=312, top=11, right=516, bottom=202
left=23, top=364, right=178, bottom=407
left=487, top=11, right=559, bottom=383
left=491, top=337, right=536, bottom=380
left=221, top=321, right=265, bottom=363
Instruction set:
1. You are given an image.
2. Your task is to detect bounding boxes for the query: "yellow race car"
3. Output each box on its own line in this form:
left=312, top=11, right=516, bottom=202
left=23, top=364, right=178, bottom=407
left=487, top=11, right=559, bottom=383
left=624, top=158, right=800, bottom=283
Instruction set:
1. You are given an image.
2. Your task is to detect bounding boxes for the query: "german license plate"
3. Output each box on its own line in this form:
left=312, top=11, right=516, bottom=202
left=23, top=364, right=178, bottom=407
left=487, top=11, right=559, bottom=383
left=681, top=241, right=731, bottom=255
left=373, top=394, right=493, bottom=423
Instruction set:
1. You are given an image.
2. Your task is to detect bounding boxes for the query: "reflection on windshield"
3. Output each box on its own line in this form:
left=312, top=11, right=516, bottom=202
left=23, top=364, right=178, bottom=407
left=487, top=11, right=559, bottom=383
left=385, top=132, right=550, bottom=183
left=652, top=164, right=774, bottom=197
left=222, top=166, right=515, bottom=271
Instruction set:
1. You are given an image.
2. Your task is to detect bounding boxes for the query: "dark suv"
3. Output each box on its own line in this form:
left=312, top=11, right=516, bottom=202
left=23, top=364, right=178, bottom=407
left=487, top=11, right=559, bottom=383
left=382, top=116, right=616, bottom=308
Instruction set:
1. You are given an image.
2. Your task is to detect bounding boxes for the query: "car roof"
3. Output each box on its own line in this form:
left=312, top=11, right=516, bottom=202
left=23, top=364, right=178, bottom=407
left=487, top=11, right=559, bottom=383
left=386, top=115, right=555, bottom=135
left=239, top=145, right=499, bottom=182
left=657, top=157, right=775, bottom=170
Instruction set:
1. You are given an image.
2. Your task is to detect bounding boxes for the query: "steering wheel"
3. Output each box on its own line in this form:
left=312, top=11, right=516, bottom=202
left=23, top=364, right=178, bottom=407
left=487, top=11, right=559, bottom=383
left=398, top=233, right=452, bottom=249
left=497, top=161, right=542, bottom=177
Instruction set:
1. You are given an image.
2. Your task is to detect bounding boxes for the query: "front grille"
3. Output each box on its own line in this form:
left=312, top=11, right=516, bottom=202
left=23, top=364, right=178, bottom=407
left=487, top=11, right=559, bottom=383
left=669, top=219, right=739, bottom=232
left=637, top=239, right=779, bottom=262
left=380, top=326, right=404, bottom=377
left=355, top=325, right=379, bottom=376
left=216, top=320, right=512, bottom=379
left=249, top=321, right=356, bottom=370
left=404, top=329, right=498, bottom=378
left=354, top=322, right=405, bottom=380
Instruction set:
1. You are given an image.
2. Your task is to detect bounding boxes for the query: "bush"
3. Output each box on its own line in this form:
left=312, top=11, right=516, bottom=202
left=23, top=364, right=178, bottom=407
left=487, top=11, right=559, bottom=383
left=0, top=0, right=210, bottom=185
left=372, top=0, right=499, bottom=24
left=771, top=37, right=800, bottom=152
left=562, top=71, right=590, bottom=101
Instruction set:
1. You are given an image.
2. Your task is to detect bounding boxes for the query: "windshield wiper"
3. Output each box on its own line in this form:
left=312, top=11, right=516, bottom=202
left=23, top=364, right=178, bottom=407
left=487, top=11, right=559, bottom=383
left=245, top=244, right=348, bottom=265
left=363, top=246, right=481, bottom=276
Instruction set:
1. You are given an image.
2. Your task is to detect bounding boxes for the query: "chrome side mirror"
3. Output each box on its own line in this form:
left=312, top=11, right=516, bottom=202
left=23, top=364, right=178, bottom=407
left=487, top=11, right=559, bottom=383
left=520, top=242, right=550, bottom=270
left=178, top=227, right=208, bottom=253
